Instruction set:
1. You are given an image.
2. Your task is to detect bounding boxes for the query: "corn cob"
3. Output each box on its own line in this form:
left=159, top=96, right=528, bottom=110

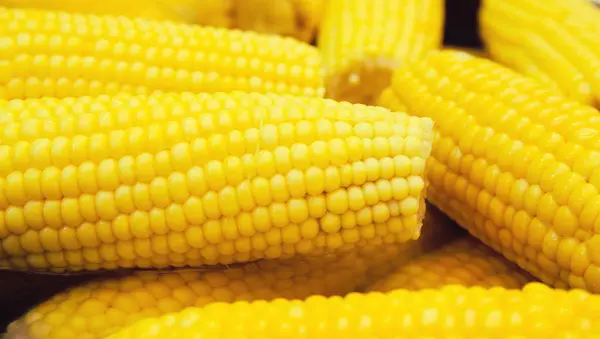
left=5, top=254, right=364, bottom=339
left=0, top=91, right=434, bottom=272
left=378, top=50, right=600, bottom=292
left=4, top=206, right=459, bottom=339
left=369, top=237, right=534, bottom=292
left=0, top=271, right=93, bottom=331
left=232, top=0, right=323, bottom=43
left=108, top=283, right=600, bottom=338
left=0, top=7, right=323, bottom=100
left=318, top=0, right=444, bottom=105
left=480, top=0, right=600, bottom=107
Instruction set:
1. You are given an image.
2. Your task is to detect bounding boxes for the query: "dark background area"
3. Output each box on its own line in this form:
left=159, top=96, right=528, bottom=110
left=444, top=0, right=481, bottom=48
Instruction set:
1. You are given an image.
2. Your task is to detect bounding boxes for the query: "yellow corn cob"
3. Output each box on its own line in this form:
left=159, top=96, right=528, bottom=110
left=5, top=255, right=365, bottom=339
left=369, top=237, right=534, bottom=292
left=378, top=50, right=600, bottom=292
left=0, top=0, right=223, bottom=24
left=5, top=207, right=459, bottom=339
left=480, top=0, right=600, bottom=107
left=0, top=7, right=323, bottom=100
left=0, top=271, right=93, bottom=331
left=108, top=283, right=600, bottom=338
left=353, top=202, right=463, bottom=287
left=0, top=91, right=434, bottom=272
left=318, top=0, right=444, bottom=105
left=232, top=0, right=323, bottom=43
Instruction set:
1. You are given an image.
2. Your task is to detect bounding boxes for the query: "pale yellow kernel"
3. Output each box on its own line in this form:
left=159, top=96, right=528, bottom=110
left=553, top=206, right=578, bottom=237
left=307, top=196, right=327, bottom=219
left=288, top=199, right=309, bottom=224
left=300, top=219, right=319, bottom=239
left=326, top=189, right=349, bottom=215
left=203, top=220, right=222, bottom=244
left=305, top=167, right=325, bottom=196
left=321, top=213, right=341, bottom=234
left=251, top=177, right=271, bottom=206
left=269, top=202, right=289, bottom=228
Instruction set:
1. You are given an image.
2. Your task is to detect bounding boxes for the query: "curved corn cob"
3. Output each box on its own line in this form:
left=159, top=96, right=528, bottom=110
left=232, top=0, right=323, bottom=43
left=5, top=254, right=364, bottom=339
left=0, top=0, right=223, bottom=24
left=378, top=50, right=600, bottom=292
left=0, top=271, right=93, bottom=330
left=369, top=237, right=534, bottom=292
left=0, top=6, right=323, bottom=100
left=4, top=206, right=459, bottom=339
left=107, top=283, right=600, bottom=338
left=318, top=0, right=444, bottom=105
left=0, top=91, right=434, bottom=272
left=480, top=0, right=600, bottom=107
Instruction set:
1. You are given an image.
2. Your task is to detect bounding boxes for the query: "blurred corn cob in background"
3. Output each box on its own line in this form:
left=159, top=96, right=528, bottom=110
left=5, top=206, right=460, bottom=339
left=0, top=271, right=95, bottom=331
left=1, top=0, right=322, bottom=42
left=231, top=0, right=323, bottom=43
left=319, top=0, right=444, bottom=105
left=108, top=283, right=600, bottom=338
left=0, top=6, right=323, bottom=100
left=480, top=0, right=600, bottom=107
left=379, top=50, right=600, bottom=292
left=0, top=0, right=225, bottom=24
left=0, top=91, right=434, bottom=272
left=369, top=236, right=534, bottom=292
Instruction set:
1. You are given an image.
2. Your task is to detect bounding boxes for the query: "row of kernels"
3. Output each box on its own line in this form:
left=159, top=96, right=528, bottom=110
left=0, top=165, right=420, bottom=232
left=0, top=221, right=415, bottom=270
left=7, top=50, right=320, bottom=85
left=0, top=122, right=422, bottom=171
left=0, top=92, right=418, bottom=138
left=0, top=150, right=424, bottom=205
left=0, top=107, right=414, bottom=150
left=0, top=196, right=417, bottom=258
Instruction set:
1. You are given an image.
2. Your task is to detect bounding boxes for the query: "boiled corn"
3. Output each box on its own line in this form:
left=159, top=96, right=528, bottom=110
left=0, top=91, right=434, bottom=272
left=5, top=254, right=366, bottom=339
left=0, top=6, right=323, bottom=100
left=5, top=206, right=459, bottom=339
left=0, top=271, right=93, bottom=330
left=379, top=50, right=600, bottom=292
left=318, top=0, right=444, bottom=105
left=108, top=283, right=600, bottom=338
left=369, top=236, right=534, bottom=292
left=480, top=0, right=600, bottom=107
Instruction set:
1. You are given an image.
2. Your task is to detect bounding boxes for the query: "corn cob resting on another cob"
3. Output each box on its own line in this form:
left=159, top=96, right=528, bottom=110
left=0, top=271, right=95, bottom=331
left=318, top=0, right=444, bottom=105
left=378, top=50, right=600, bottom=293
left=480, top=0, right=600, bottom=107
left=0, top=0, right=220, bottom=24
left=369, top=236, right=534, bottom=292
left=0, top=6, right=323, bottom=100
left=4, top=206, right=459, bottom=339
left=0, top=91, right=434, bottom=272
left=107, top=283, right=600, bottom=338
